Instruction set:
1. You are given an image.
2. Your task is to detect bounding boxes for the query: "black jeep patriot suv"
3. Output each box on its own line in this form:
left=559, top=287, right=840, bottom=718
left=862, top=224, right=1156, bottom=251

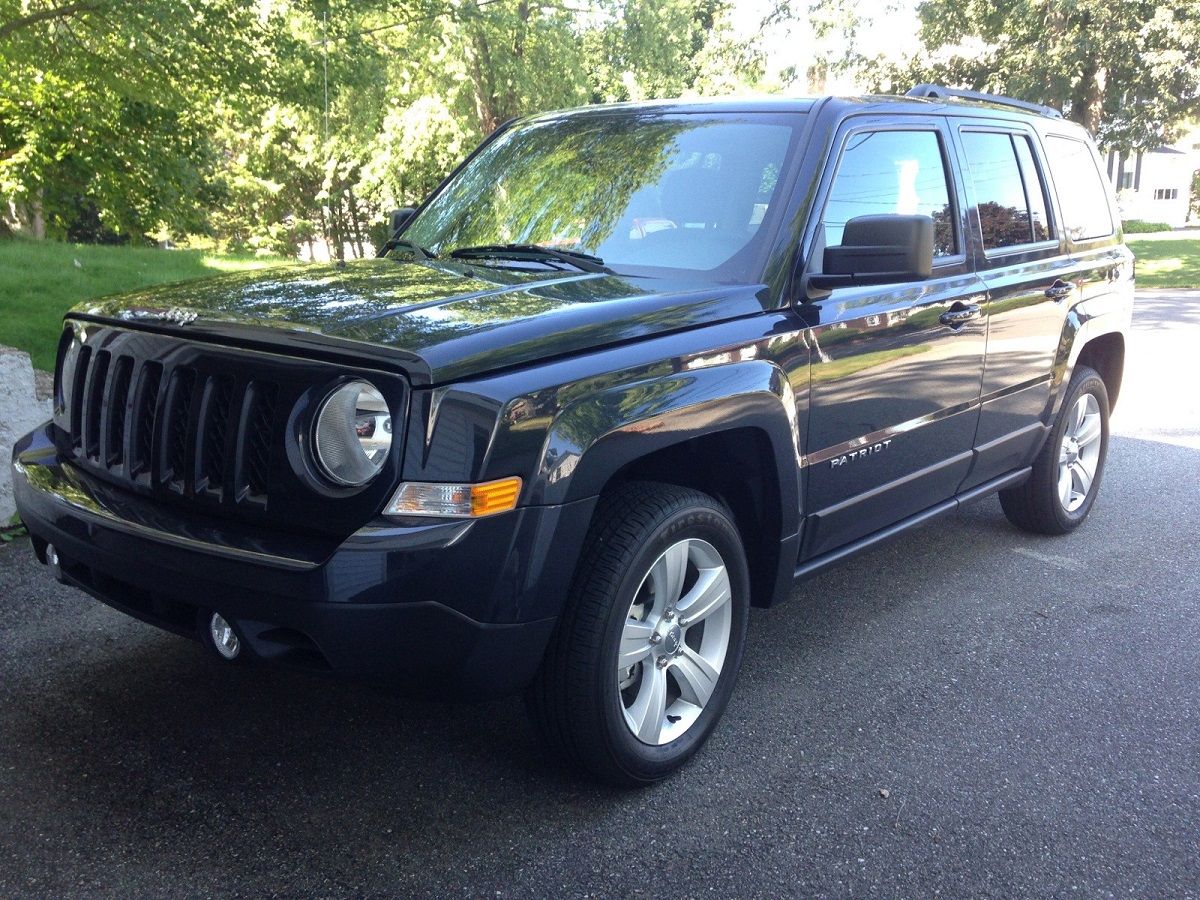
left=12, top=86, right=1133, bottom=785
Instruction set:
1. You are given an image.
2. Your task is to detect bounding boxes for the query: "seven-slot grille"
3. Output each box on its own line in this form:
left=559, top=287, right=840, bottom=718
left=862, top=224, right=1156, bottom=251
left=62, top=335, right=280, bottom=511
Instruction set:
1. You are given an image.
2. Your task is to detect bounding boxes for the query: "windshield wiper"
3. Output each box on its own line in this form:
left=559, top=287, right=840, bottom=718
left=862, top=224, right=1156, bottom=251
left=378, top=237, right=437, bottom=261
left=449, top=243, right=614, bottom=275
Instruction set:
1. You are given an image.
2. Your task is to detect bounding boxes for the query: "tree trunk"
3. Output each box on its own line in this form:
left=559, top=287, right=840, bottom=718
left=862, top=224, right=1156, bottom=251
left=317, top=203, right=330, bottom=262
left=346, top=187, right=365, bottom=259
left=1070, top=61, right=1106, bottom=136
left=30, top=189, right=45, bottom=240
left=514, top=0, right=529, bottom=58
left=331, top=197, right=346, bottom=262
left=465, top=20, right=500, bottom=134
left=807, top=60, right=828, bottom=94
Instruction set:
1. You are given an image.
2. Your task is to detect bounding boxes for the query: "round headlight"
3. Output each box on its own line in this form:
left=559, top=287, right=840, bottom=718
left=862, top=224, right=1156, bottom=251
left=313, top=381, right=393, bottom=486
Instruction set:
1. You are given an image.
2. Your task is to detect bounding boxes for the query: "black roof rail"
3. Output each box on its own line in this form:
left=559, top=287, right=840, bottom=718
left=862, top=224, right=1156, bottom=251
left=906, top=84, right=1063, bottom=120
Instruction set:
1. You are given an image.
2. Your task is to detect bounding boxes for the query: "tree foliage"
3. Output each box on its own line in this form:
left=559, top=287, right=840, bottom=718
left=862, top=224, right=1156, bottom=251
left=863, top=0, right=1200, bottom=150
left=1, top=0, right=763, bottom=251
left=0, top=1, right=313, bottom=238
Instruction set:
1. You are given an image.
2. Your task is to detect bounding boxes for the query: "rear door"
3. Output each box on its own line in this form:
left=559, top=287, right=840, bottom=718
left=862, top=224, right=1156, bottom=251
left=1039, top=131, right=1133, bottom=380
left=950, top=121, right=1077, bottom=489
left=798, top=117, right=988, bottom=561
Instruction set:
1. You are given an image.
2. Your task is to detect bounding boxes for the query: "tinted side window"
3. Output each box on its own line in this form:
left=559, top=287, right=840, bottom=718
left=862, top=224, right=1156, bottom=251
left=961, top=132, right=1054, bottom=250
left=1011, top=137, right=1051, bottom=242
left=824, top=130, right=957, bottom=257
left=1043, top=135, right=1115, bottom=241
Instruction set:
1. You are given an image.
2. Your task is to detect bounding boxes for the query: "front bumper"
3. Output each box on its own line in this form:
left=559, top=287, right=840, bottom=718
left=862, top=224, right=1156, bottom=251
left=12, top=424, right=594, bottom=699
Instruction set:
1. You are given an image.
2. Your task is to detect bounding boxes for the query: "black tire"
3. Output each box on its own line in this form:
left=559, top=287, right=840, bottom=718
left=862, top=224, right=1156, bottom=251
left=1000, top=365, right=1110, bottom=535
left=525, top=482, right=751, bottom=787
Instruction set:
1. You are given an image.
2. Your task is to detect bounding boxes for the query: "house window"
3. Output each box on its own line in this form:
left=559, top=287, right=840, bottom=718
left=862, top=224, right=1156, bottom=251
left=1154, top=188, right=1179, bottom=200
left=1118, top=172, right=1134, bottom=190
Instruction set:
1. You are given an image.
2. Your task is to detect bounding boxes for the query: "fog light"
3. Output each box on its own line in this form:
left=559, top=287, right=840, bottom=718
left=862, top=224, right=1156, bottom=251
left=209, top=613, right=241, bottom=660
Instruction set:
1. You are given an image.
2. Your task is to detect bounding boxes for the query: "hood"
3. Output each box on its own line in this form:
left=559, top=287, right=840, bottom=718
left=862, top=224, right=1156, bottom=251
left=72, top=259, right=770, bottom=385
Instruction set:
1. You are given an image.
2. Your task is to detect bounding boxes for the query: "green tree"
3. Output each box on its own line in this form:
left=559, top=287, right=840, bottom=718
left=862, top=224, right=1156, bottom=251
left=587, top=0, right=762, bottom=102
left=884, top=0, right=1200, bottom=149
left=356, top=0, right=761, bottom=242
left=2, top=0, right=763, bottom=252
left=0, top=0, right=306, bottom=239
left=766, top=0, right=877, bottom=92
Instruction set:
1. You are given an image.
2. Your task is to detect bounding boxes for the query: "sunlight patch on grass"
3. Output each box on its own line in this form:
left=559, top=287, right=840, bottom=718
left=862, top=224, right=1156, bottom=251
left=200, top=254, right=295, bottom=274
left=1127, top=236, right=1200, bottom=289
left=1137, top=258, right=1183, bottom=275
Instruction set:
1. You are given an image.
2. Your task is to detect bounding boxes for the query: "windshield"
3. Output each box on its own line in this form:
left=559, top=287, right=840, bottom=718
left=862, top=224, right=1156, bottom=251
left=402, top=110, right=804, bottom=280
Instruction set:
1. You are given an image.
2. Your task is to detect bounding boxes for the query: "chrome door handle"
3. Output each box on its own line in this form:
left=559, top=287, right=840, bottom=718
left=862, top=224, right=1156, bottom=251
left=1046, top=280, right=1074, bottom=301
left=939, top=304, right=982, bottom=328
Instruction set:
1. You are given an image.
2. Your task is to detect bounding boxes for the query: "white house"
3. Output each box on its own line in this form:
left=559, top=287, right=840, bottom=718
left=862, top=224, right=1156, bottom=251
left=1106, top=126, right=1200, bottom=228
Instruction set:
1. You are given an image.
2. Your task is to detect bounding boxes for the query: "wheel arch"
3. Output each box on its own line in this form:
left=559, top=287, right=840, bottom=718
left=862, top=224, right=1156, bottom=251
left=1050, top=289, right=1131, bottom=422
left=603, top=428, right=785, bottom=609
left=1073, top=331, right=1125, bottom=412
left=532, top=360, right=803, bottom=609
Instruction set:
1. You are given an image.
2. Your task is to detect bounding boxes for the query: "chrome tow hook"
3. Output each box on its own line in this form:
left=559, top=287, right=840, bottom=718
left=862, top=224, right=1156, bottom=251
left=45, top=543, right=66, bottom=584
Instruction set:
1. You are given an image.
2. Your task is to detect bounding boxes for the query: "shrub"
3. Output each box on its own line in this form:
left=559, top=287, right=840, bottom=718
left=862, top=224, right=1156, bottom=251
left=1122, top=219, right=1173, bottom=234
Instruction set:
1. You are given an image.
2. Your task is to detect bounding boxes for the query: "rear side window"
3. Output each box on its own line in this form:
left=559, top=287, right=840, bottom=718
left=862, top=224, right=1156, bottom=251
left=1043, top=135, right=1115, bottom=241
left=823, top=130, right=958, bottom=257
left=961, top=131, right=1052, bottom=250
left=1012, top=138, right=1051, bottom=240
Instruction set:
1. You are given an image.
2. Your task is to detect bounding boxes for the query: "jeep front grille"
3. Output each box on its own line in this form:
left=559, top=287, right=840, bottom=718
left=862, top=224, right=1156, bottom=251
left=54, top=323, right=408, bottom=535
left=63, top=344, right=279, bottom=510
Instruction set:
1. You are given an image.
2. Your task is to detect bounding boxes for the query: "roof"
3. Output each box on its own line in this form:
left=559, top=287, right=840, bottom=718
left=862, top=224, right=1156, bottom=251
left=510, top=91, right=1094, bottom=146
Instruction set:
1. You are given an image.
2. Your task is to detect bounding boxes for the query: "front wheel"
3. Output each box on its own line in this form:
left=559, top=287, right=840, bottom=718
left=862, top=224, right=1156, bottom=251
left=1000, top=365, right=1110, bottom=535
left=525, top=482, right=750, bottom=786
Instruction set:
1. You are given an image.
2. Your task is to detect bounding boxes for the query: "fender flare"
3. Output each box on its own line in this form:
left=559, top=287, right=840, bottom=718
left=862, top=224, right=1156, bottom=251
left=1048, top=288, right=1132, bottom=420
left=528, top=359, right=803, bottom=538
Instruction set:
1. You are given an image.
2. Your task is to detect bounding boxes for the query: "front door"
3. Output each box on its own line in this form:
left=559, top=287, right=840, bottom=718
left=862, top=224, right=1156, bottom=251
left=798, top=121, right=988, bottom=561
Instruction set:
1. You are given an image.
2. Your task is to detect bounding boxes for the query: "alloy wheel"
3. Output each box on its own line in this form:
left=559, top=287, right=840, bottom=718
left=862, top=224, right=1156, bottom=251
left=617, top=537, right=732, bottom=746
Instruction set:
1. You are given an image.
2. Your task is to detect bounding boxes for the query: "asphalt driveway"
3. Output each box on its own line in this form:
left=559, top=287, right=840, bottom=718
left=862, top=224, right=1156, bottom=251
left=1, top=290, right=1197, bottom=897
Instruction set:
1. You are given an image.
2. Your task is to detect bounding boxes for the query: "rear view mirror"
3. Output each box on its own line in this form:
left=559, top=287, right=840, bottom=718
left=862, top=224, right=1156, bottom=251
left=808, top=214, right=934, bottom=291
left=390, top=207, right=416, bottom=235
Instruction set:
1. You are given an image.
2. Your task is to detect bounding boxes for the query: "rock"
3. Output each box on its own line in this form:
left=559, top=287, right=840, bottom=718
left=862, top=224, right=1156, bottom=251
left=34, top=369, right=54, bottom=402
left=0, top=346, right=53, bottom=522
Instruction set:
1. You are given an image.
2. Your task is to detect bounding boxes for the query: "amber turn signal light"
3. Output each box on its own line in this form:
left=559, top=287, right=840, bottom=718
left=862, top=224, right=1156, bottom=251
left=384, top=477, right=523, bottom=518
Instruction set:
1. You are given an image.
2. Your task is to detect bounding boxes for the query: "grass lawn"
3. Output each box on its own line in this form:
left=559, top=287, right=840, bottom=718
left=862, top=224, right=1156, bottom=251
left=1126, top=233, right=1200, bottom=290
left=0, top=238, right=299, bottom=371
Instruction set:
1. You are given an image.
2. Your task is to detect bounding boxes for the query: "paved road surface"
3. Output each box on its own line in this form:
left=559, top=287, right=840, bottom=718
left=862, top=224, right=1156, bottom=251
left=1, top=290, right=1197, bottom=897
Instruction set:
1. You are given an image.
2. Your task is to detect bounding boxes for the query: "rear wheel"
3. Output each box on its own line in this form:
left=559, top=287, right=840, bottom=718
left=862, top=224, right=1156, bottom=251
left=525, top=482, right=750, bottom=786
left=1000, top=365, right=1110, bottom=534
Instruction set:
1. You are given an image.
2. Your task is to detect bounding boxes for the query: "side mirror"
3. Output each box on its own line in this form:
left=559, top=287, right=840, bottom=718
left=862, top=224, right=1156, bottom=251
left=808, top=214, right=934, bottom=291
left=390, top=207, right=416, bottom=235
